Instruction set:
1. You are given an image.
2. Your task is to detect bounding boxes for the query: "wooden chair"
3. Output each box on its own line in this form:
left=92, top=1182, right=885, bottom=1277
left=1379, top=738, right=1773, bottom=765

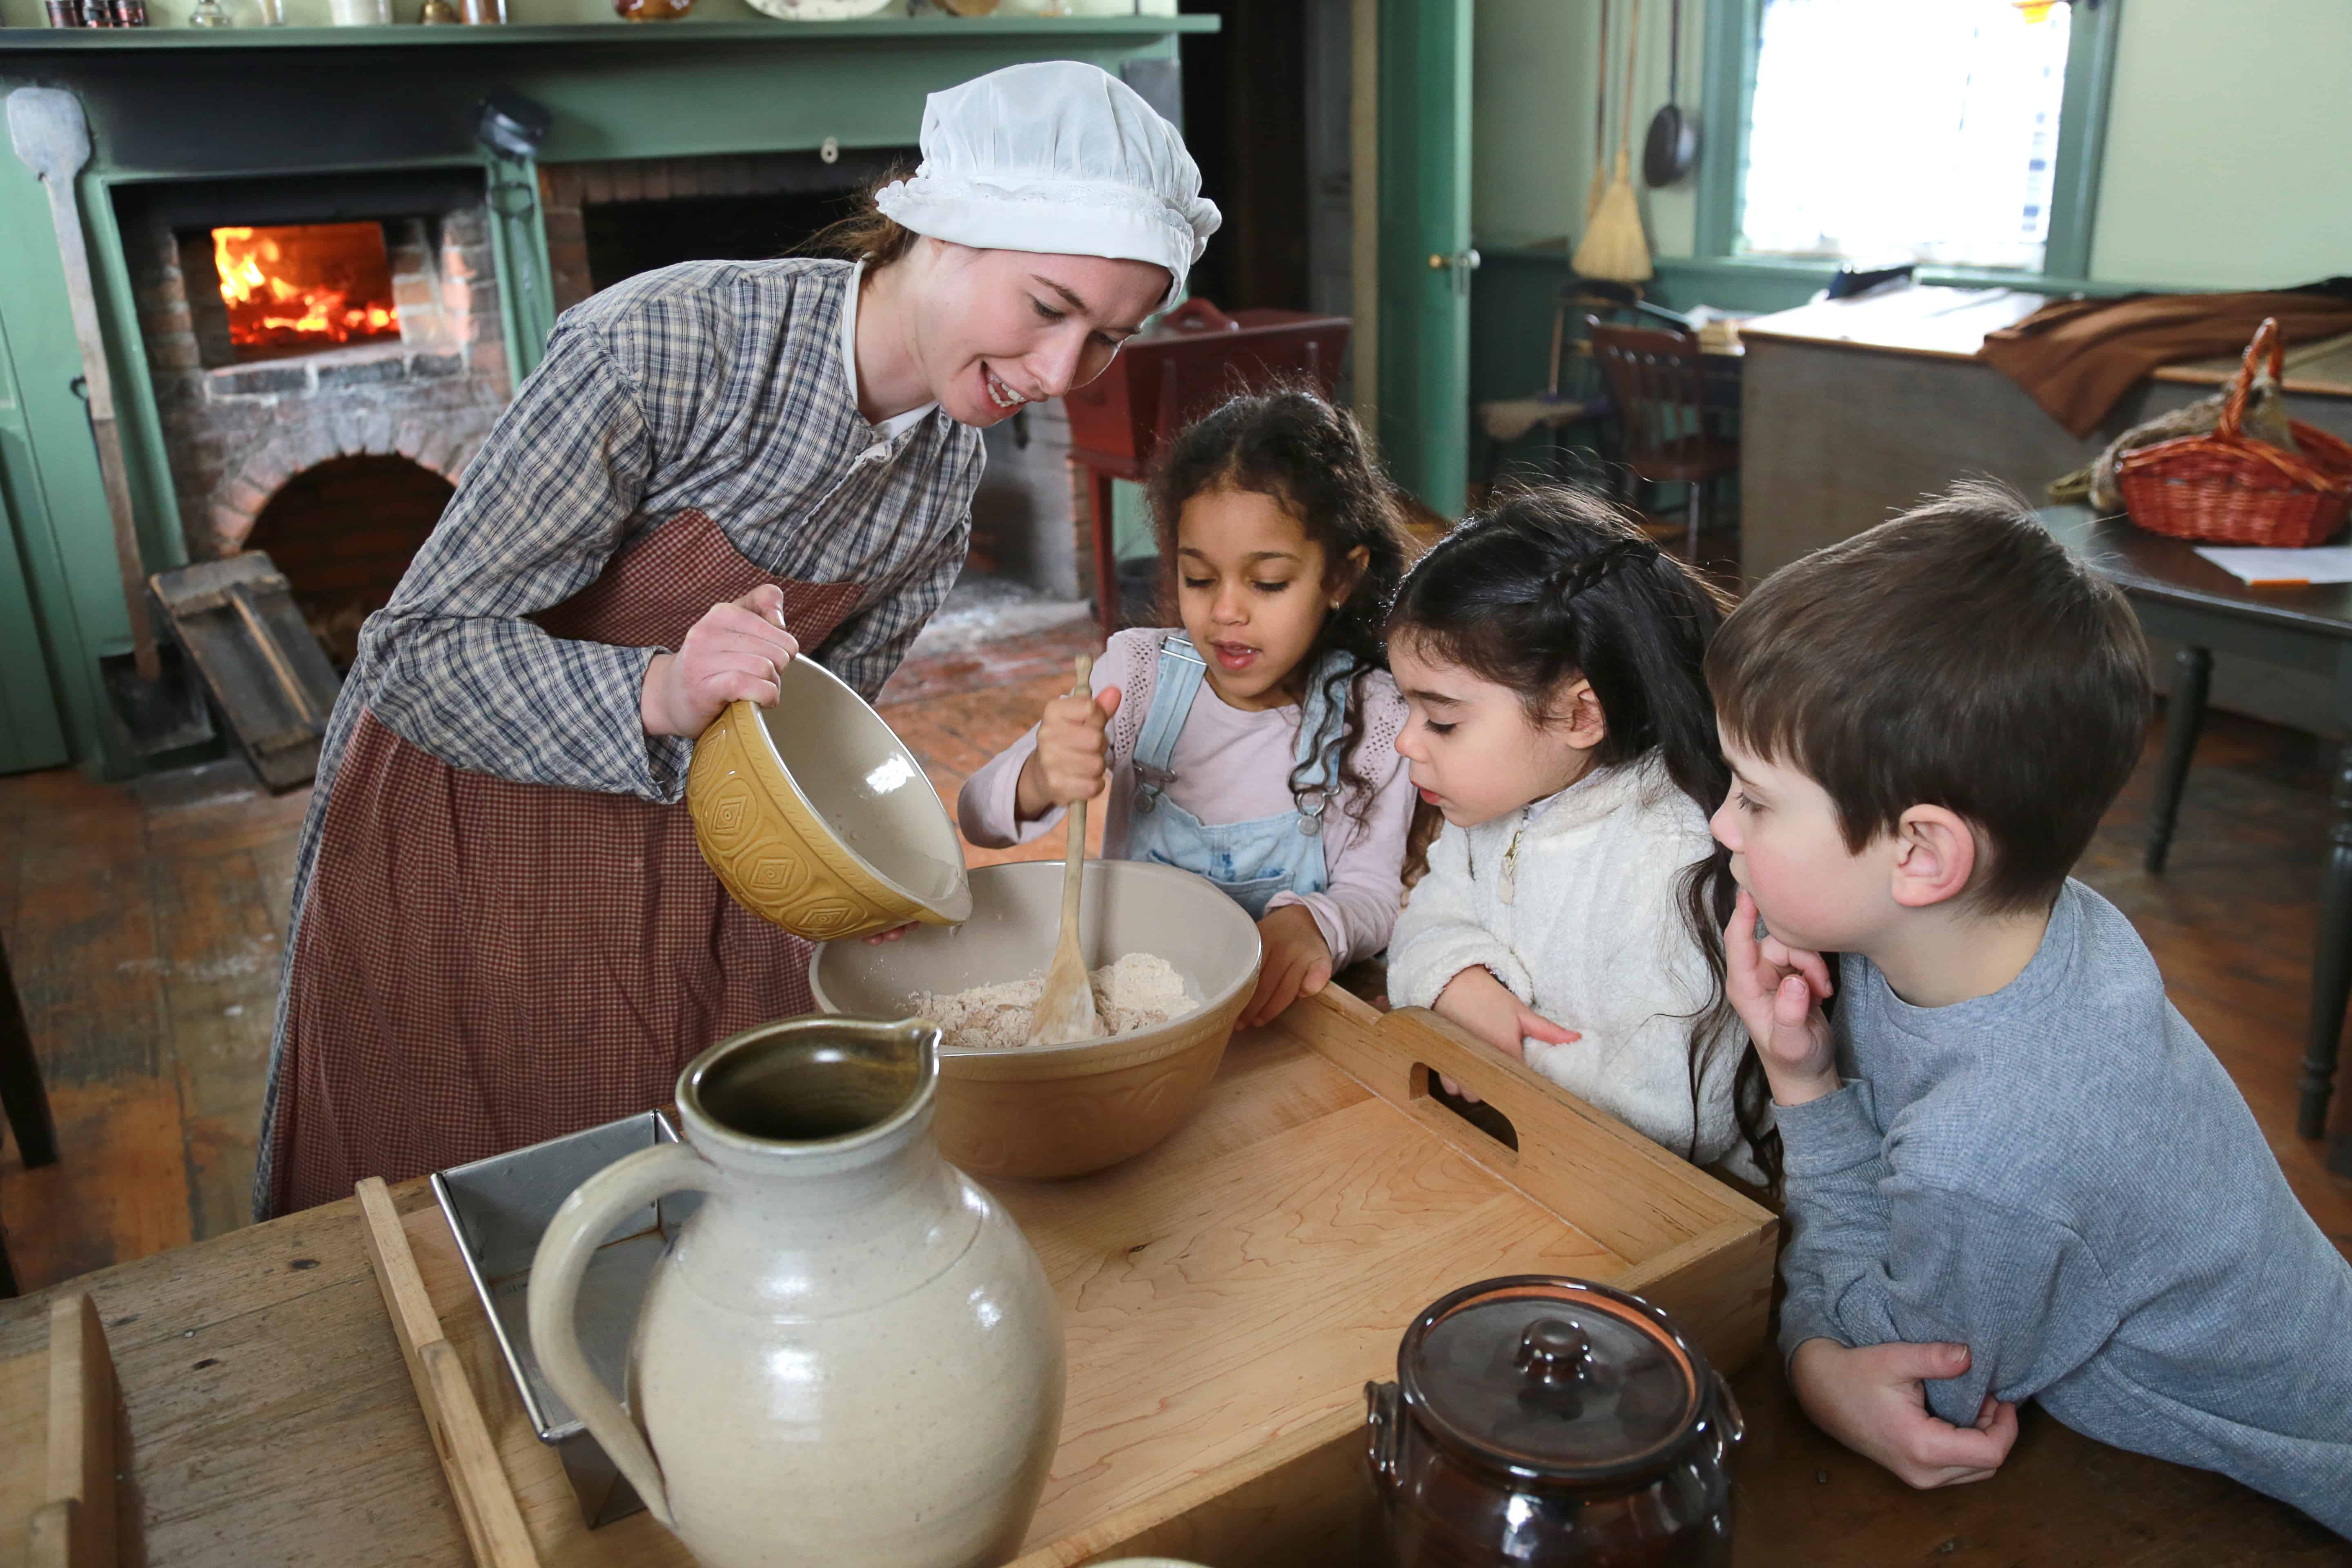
left=1, top=934, right=60, bottom=1298
left=1586, top=318, right=1741, bottom=559
left=1474, top=280, right=1648, bottom=498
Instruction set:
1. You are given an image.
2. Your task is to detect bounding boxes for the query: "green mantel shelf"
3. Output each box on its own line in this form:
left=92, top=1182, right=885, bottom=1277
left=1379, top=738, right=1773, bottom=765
left=0, top=14, right=1217, bottom=49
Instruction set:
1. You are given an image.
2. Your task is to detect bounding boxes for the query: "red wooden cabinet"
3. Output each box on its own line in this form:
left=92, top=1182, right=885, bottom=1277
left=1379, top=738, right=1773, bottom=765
left=1064, top=300, right=1351, bottom=632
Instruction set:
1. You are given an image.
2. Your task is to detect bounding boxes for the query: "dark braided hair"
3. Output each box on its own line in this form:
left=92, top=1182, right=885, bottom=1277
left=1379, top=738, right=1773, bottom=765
left=1386, top=485, right=1783, bottom=1195
left=1145, top=386, right=1417, bottom=827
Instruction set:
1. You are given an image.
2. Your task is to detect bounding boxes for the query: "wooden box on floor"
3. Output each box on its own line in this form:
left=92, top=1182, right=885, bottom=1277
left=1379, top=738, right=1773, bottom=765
left=361, top=985, right=1778, bottom=1568
left=149, top=553, right=341, bottom=793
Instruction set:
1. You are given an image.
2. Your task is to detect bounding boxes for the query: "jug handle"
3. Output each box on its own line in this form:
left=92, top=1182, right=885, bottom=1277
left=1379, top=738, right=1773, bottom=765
left=526, top=1140, right=709, bottom=1532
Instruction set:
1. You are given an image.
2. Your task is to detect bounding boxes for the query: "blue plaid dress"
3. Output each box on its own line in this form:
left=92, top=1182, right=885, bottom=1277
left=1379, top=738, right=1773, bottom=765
left=256, top=259, right=983, bottom=1217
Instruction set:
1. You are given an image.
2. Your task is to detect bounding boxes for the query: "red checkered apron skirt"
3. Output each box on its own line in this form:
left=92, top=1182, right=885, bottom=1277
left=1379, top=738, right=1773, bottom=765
left=264, top=509, right=863, bottom=1215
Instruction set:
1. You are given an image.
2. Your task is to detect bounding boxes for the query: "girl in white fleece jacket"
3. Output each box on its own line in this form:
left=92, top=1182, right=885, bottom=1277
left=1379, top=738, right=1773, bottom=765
left=1385, top=490, right=1777, bottom=1187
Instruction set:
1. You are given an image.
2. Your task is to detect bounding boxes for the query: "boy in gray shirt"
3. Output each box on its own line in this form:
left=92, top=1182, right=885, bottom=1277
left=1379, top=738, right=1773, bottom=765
left=1703, top=482, right=2351, bottom=1533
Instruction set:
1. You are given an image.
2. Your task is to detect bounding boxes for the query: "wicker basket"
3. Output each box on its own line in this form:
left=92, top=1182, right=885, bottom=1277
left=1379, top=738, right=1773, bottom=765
left=2116, top=317, right=2352, bottom=548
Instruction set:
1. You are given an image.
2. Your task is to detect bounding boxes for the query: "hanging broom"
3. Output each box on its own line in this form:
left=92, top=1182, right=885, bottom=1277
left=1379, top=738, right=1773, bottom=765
left=1575, top=0, right=1654, bottom=283
left=1585, top=0, right=1610, bottom=227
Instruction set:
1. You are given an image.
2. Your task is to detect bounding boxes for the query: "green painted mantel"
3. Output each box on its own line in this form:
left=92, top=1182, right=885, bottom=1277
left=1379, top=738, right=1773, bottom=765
left=0, top=14, right=1214, bottom=776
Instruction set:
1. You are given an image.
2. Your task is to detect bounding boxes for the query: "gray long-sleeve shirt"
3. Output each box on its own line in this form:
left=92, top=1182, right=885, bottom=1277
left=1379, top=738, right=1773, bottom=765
left=1777, top=880, right=2352, bottom=1535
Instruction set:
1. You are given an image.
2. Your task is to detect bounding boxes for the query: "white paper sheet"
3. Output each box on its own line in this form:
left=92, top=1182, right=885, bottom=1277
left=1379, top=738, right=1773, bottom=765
left=2192, top=545, right=2352, bottom=586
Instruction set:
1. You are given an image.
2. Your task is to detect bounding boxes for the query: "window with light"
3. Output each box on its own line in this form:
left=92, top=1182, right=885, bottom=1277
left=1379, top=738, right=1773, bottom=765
left=1738, top=0, right=2075, bottom=272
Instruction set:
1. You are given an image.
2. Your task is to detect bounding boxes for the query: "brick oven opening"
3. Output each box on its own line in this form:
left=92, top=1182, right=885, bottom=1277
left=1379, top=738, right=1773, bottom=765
left=211, top=222, right=403, bottom=363
left=244, top=454, right=454, bottom=670
left=122, top=169, right=509, bottom=603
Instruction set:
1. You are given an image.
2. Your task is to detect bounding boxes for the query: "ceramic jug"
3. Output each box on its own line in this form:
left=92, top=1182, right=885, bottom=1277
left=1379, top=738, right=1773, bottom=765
left=528, top=1015, right=1065, bottom=1568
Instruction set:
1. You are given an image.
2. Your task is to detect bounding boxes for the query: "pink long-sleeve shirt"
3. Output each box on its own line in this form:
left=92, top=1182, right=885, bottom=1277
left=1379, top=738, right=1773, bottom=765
left=957, top=626, right=1416, bottom=971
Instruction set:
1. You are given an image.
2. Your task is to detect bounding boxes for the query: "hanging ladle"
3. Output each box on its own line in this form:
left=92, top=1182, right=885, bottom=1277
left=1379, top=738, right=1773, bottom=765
left=1643, top=0, right=1700, bottom=188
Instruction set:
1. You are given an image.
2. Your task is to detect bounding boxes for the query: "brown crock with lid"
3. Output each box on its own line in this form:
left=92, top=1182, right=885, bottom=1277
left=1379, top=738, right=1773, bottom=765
left=1364, top=1275, right=1742, bottom=1566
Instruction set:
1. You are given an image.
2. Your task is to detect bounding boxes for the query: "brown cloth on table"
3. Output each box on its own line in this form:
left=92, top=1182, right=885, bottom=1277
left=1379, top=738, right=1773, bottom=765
left=1978, top=282, right=2352, bottom=438
left=262, top=509, right=862, bottom=1217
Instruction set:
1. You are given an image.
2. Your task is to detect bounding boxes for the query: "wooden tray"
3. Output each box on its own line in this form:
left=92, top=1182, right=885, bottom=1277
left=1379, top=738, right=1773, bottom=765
left=361, top=985, right=1777, bottom=1568
left=0, top=1295, right=120, bottom=1568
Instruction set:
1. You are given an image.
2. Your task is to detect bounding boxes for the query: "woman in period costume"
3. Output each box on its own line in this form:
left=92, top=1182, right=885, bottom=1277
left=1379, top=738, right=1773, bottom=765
left=255, top=62, right=1219, bottom=1218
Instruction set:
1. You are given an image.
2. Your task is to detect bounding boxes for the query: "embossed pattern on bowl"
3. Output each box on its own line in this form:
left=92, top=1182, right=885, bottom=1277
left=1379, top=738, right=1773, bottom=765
left=686, top=658, right=971, bottom=942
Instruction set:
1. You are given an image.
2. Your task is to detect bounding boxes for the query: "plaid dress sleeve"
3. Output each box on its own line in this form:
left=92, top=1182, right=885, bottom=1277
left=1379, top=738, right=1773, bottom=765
left=351, top=258, right=983, bottom=802
left=817, top=434, right=982, bottom=702
left=355, top=321, right=693, bottom=801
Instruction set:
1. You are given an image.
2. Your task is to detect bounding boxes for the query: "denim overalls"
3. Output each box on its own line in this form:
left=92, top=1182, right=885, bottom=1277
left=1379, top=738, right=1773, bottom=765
left=1125, top=633, right=1352, bottom=919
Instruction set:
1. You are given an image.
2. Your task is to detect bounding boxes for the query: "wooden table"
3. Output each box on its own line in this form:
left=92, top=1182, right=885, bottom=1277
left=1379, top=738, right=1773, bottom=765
left=1737, top=292, right=2352, bottom=589
left=2154, top=328, right=2352, bottom=400
left=2038, top=504, right=2352, bottom=1167
left=5, top=1145, right=2343, bottom=1562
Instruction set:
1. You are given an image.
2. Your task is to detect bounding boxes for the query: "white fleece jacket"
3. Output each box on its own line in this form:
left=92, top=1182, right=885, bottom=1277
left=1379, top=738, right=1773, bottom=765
left=1387, top=753, right=1760, bottom=1174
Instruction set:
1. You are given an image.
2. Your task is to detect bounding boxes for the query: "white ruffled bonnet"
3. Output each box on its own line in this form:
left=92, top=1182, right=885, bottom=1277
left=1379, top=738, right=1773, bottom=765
left=875, top=61, right=1221, bottom=313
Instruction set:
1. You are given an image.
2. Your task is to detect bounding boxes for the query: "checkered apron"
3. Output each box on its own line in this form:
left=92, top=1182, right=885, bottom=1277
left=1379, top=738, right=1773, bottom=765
left=260, top=509, right=860, bottom=1217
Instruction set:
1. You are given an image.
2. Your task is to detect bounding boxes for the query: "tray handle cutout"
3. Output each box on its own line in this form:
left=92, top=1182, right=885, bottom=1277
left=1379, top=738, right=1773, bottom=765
left=1409, top=1062, right=1521, bottom=1153
left=1384, top=1007, right=1557, bottom=1170
left=1273, top=987, right=1771, bottom=1268
left=526, top=1141, right=710, bottom=1532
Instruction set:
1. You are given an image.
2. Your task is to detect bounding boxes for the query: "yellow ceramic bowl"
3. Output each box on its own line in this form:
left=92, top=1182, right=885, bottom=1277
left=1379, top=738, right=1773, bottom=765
left=809, top=860, right=1263, bottom=1181
left=686, top=658, right=972, bottom=942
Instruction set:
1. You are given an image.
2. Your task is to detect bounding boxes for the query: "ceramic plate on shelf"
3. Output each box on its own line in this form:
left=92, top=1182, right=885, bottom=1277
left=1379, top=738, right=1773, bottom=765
left=743, top=0, right=891, bottom=17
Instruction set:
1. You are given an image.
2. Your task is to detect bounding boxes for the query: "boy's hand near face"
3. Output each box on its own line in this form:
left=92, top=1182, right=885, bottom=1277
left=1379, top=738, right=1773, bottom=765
left=1430, top=965, right=1580, bottom=1103
left=1016, top=685, right=1123, bottom=822
left=1726, top=889, right=1840, bottom=1106
left=1790, top=1338, right=2019, bottom=1489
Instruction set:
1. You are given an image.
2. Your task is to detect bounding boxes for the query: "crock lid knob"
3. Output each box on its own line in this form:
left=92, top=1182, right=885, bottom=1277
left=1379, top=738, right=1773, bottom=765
left=1515, top=1317, right=1592, bottom=1390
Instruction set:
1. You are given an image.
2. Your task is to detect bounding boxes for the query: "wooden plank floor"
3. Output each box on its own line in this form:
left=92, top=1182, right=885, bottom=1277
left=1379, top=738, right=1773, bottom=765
left=3, top=650, right=2348, bottom=1289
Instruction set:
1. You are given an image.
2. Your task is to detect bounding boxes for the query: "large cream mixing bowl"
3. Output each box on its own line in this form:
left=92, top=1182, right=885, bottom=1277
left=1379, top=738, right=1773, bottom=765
left=686, top=657, right=972, bottom=942
left=810, top=860, right=1263, bottom=1180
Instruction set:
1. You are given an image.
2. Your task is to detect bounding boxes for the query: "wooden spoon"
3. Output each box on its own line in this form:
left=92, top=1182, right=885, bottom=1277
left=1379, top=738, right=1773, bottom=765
left=1027, top=654, right=1103, bottom=1047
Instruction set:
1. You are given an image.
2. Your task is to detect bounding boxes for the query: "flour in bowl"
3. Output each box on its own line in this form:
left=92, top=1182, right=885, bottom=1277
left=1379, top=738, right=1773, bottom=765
left=914, top=952, right=1194, bottom=1050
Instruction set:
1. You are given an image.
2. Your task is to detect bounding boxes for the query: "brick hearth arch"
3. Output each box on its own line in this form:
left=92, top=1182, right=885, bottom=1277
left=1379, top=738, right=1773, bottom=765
left=206, top=410, right=497, bottom=557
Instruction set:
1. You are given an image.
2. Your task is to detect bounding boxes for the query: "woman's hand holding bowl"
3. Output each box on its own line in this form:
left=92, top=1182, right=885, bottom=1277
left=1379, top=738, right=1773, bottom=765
left=641, top=585, right=801, bottom=738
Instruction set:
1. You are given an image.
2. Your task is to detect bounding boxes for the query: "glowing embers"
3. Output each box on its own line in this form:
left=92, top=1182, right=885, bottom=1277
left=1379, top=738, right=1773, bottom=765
left=212, top=222, right=400, bottom=356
